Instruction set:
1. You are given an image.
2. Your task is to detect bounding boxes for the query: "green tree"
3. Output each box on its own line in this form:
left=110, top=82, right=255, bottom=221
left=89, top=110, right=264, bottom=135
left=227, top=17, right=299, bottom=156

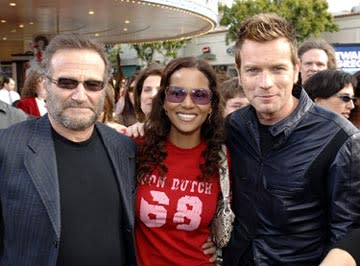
left=107, top=44, right=122, bottom=71
left=158, top=40, right=188, bottom=63
left=219, top=0, right=339, bottom=44
left=131, top=40, right=188, bottom=66
left=131, top=43, right=162, bottom=66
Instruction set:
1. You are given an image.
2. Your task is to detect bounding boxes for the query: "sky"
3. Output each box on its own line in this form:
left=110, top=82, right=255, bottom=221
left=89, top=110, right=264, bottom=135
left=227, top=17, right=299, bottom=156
left=327, top=0, right=360, bottom=13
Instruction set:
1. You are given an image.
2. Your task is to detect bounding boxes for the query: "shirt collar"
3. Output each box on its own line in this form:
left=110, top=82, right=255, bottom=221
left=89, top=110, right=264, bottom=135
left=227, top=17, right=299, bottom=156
left=243, top=84, right=314, bottom=137
left=267, top=84, right=314, bottom=137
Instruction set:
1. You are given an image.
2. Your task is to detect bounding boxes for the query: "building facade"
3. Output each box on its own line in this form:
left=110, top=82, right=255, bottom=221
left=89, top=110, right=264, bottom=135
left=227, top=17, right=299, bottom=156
left=117, top=11, right=360, bottom=78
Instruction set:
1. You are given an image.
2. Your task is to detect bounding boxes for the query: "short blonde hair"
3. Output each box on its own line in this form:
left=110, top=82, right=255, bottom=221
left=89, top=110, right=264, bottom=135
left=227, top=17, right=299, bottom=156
left=235, top=13, right=298, bottom=69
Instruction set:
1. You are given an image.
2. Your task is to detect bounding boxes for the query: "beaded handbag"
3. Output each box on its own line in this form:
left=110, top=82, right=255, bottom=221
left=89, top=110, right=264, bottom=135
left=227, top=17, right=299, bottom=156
left=211, top=145, right=235, bottom=248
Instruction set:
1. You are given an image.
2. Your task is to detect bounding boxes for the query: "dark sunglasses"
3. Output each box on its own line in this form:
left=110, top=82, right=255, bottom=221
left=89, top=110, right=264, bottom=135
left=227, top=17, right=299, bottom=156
left=46, top=76, right=104, bottom=91
left=336, top=94, right=358, bottom=103
left=165, top=86, right=212, bottom=105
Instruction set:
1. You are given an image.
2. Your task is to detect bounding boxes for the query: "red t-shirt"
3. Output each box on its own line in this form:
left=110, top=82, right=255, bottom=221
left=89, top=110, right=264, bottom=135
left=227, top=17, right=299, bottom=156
left=135, top=140, right=220, bottom=266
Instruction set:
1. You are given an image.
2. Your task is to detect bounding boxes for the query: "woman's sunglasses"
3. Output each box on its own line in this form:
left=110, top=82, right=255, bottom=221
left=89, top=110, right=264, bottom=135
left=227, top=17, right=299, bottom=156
left=335, top=94, right=358, bottom=103
left=165, top=86, right=212, bottom=105
left=46, top=76, right=104, bottom=92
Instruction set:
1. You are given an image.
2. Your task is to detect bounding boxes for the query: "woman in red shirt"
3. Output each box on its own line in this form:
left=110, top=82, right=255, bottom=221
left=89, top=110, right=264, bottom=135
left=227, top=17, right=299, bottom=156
left=17, top=69, right=47, bottom=117
left=135, top=57, right=224, bottom=266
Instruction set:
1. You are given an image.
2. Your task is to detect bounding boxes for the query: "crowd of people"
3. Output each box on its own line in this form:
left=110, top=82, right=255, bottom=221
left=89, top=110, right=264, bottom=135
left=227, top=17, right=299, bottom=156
left=1, top=12, right=360, bottom=266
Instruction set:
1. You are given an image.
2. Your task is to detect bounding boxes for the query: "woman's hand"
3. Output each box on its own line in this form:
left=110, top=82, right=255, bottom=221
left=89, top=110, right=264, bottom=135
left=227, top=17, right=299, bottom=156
left=320, top=248, right=356, bottom=266
left=202, top=237, right=217, bottom=264
left=105, top=121, right=127, bottom=135
left=125, top=122, right=144, bottom=138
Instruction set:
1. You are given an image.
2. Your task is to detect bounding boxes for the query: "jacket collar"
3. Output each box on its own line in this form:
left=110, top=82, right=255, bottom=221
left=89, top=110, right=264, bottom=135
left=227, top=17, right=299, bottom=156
left=24, top=117, right=135, bottom=237
left=245, top=85, right=314, bottom=137
left=95, top=122, right=135, bottom=228
left=25, top=115, right=61, bottom=238
left=268, top=85, right=314, bottom=137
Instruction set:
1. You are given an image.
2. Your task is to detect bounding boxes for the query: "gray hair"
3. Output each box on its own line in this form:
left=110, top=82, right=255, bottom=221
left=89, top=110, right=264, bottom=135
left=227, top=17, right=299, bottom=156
left=40, top=33, right=112, bottom=84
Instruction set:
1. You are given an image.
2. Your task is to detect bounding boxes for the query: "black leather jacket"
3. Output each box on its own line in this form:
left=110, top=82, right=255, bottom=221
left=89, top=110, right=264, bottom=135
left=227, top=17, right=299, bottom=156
left=223, top=87, right=360, bottom=266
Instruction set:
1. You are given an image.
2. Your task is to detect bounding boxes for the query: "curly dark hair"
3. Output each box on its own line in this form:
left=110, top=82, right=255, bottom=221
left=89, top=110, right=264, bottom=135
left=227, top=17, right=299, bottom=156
left=136, top=56, right=225, bottom=183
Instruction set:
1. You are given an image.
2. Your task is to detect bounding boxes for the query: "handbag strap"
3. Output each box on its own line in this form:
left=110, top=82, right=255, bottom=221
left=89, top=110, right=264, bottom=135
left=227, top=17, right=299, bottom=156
left=219, top=145, right=230, bottom=199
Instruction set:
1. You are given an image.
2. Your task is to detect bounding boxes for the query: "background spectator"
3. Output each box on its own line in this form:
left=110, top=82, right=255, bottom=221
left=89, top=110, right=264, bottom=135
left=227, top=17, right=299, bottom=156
left=298, top=38, right=337, bottom=84
left=220, top=77, right=249, bottom=117
left=16, top=68, right=47, bottom=117
left=98, top=83, right=127, bottom=133
left=116, top=72, right=138, bottom=126
left=350, top=70, right=360, bottom=128
left=304, top=70, right=357, bottom=119
left=133, top=65, right=162, bottom=123
left=0, top=100, right=28, bottom=129
left=0, top=76, right=20, bottom=105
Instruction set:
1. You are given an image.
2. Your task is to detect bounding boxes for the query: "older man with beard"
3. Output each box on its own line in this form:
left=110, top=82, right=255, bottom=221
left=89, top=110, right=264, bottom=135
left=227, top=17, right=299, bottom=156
left=0, top=33, right=137, bottom=266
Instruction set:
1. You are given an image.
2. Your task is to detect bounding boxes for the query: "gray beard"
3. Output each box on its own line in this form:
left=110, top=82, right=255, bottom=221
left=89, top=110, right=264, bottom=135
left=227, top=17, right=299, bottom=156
left=46, top=92, right=105, bottom=131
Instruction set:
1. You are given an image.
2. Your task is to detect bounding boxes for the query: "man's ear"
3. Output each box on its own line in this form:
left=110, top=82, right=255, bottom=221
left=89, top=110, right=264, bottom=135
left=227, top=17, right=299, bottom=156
left=294, top=59, right=301, bottom=84
left=236, top=67, right=241, bottom=86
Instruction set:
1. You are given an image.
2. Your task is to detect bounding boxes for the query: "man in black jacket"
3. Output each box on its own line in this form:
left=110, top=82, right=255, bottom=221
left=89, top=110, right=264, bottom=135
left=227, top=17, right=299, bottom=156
left=223, top=13, right=360, bottom=266
left=0, top=33, right=136, bottom=266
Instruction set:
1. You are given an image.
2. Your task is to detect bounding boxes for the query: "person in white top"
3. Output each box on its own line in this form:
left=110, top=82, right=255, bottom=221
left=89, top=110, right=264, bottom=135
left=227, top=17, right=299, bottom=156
left=0, top=77, right=20, bottom=105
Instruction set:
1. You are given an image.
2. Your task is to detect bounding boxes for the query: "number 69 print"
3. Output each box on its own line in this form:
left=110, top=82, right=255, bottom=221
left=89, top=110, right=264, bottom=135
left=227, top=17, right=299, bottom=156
left=140, top=190, right=203, bottom=231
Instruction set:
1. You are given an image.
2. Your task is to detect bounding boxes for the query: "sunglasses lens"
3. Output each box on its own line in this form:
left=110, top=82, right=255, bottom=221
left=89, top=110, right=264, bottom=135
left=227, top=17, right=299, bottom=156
left=84, top=80, right=104, bottom=91
left=56, top=78, right=103, bottom=91
left=338, top=95, right=356, bottom=103
left=191, top=89, right=212, bottom=105
left=166, top=86, right=212, bottom=105
left=57, top=78, right=78, bottom=89
left=342, top=96, right=351, bottom=103
left=166, top=86, right=186, bottom=103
